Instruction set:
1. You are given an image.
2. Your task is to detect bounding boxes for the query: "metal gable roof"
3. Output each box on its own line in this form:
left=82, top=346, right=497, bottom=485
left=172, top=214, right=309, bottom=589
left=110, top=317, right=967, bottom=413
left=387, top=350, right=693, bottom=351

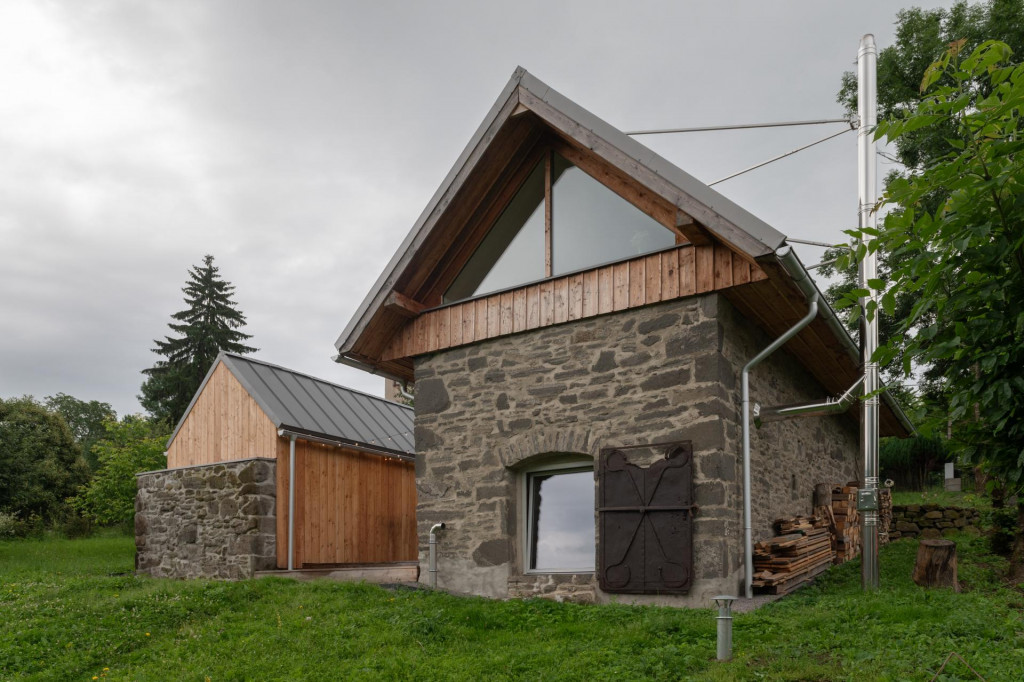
left=168, top=353, right=414, bottom=455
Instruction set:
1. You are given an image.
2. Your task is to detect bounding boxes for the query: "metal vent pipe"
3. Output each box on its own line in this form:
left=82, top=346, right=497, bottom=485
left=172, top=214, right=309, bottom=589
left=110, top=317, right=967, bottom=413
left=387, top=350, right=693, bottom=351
left=858, top=33, right=881, bottom=591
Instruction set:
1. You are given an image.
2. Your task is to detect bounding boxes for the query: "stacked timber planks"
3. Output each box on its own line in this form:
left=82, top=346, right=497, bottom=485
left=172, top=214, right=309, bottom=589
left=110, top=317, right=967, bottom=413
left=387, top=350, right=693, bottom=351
left=831, top=484, right=861, bottom=563
left=879, top=487, right=893, bottom=546
left=752, top=514, right=833, bottom=595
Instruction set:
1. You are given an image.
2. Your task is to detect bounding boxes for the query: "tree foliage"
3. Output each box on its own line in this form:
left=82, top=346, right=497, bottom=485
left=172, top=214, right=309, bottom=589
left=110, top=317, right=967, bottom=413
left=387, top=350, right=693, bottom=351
left=0, top=396, right=90, bottom=521
left=823, top=0, right=1024, bottom=388
left=72, top=417, right=169, bottom=526
left=839, top=40, right=1024, bottom=575
left=43, top=393, right=116, bottom=471
left=140, top=255, right=256, bottom=426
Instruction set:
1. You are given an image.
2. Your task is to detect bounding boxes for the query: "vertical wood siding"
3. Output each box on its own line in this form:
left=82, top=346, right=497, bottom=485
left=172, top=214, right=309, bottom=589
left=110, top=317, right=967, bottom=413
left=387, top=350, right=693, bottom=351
left=382, top=243, right=766, bottom=361
left=276, top=438, right=418, bottom=568
left=166, top=362, right=279, bottom=468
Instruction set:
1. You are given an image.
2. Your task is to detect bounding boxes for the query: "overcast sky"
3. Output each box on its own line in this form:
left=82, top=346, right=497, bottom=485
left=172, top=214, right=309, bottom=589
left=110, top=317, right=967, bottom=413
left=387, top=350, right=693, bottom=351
left=0, top=0, right=956, bottom=417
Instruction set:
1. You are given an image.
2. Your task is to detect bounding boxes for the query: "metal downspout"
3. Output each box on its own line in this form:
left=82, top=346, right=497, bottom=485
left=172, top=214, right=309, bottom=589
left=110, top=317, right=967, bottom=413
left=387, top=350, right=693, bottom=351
left=288, top=434, right=296, bottom=571
left=741, top=291, right=820, bottom=598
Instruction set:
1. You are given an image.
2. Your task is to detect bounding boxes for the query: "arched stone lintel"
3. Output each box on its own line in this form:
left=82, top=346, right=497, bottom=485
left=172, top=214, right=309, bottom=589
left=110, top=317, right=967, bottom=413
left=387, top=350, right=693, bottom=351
left=498, top=428, right=604, bottom=469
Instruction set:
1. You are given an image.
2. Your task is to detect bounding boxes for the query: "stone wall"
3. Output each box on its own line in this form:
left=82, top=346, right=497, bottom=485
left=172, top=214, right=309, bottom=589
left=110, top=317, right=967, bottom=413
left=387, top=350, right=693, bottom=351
left=891, top=504, right=983, bottom=540
left=135, top=458, right=277, bottom=580
left=413, top=293, right=861, bottom=606
left=717, top=296, right=861, bottom=539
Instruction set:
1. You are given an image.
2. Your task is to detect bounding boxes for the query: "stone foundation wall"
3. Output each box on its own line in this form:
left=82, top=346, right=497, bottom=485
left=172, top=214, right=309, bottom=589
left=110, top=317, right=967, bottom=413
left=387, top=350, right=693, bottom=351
left=135, top=458, right=277, bottom=580
left=891, top=504, right=983, bottom=540
left=414, top=293, right=861, bottom=606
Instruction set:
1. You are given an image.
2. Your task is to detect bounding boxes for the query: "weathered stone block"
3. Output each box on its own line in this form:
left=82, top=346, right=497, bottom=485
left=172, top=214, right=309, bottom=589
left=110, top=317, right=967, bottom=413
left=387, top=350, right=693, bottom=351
left=417, top=378, right=451, bottom=414
left=473, top=539, right=510, bottom=567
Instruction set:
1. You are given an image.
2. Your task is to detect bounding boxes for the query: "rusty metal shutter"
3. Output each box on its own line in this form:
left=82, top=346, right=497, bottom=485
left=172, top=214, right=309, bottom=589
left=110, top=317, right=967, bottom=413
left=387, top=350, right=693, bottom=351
left=598, top=441, right=695, bottom=594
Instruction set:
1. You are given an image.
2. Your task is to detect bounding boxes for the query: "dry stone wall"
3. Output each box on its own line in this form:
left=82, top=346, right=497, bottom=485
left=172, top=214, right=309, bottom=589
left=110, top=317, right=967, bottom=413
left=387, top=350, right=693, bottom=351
left=891, top=504, right=982, bottom=540
left=135, top=458, right=277, bottom=580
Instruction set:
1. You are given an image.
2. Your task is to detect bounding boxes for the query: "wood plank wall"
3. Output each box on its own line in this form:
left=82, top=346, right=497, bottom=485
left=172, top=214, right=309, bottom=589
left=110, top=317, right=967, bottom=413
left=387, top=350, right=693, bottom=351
left=382, top=243, right=766, bottom=361
left=166, top=362, right=280, bottom=468
left=276, top=438, right=418, bottom=568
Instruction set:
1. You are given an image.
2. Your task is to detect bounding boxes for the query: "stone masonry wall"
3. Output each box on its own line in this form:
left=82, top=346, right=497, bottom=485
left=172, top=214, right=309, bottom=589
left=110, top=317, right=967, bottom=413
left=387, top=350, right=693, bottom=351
left=414, top=293, right=861, bottom=606
left=135, top=458, right=277, bottom=580
left=891, top=504, right=983, bottom=540
left=717, top=296, right=861, bottom=541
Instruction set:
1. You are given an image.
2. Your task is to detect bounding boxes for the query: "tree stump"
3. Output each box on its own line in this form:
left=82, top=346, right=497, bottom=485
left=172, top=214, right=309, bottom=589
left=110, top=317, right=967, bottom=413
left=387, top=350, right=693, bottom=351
left=812, top=483, right=831, bottom=509
left=912, top=539, right=960, bottom=591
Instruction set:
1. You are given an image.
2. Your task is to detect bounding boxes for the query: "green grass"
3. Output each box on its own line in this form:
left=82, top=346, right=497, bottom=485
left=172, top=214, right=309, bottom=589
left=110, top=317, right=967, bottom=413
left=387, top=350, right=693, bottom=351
left=2, top=533, right=1022, bottom=681
left=890, top=485, right=991, bottom=510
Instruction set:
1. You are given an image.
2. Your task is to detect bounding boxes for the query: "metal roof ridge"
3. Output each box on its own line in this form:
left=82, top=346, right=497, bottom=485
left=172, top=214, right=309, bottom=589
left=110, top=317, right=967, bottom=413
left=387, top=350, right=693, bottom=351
left=221, top=352, right=413, bottom=414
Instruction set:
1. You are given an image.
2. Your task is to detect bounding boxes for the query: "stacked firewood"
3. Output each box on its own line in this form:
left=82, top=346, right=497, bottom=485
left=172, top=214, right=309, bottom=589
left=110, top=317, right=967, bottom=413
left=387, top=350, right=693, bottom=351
left=751, top=514, right=834, bottom=595
left=879, top=487, right=893, bottom=546
left=831, top=484, right=861, bottom=563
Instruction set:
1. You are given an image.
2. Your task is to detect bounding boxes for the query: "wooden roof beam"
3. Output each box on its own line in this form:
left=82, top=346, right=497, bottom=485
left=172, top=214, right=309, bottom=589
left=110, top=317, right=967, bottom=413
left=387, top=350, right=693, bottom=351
left=384, top=291, right=426, bottom=319
left=674, top=212, right=712, bottom=246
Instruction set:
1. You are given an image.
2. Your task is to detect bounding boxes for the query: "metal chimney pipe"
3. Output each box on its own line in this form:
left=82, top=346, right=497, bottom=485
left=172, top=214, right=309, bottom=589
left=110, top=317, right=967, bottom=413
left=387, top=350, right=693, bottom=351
left=858, top=33, right=881, bottom=590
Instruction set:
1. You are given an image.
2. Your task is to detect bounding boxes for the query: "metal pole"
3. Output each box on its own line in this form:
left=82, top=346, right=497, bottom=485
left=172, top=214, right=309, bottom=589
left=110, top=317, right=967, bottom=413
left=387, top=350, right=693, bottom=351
left=858, top=33, right=880, bottom=590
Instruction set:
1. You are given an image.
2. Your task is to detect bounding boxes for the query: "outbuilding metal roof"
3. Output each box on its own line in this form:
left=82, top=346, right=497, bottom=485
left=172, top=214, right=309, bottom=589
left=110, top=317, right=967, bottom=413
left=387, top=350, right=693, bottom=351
left=168, top=353, right=414, bottom=456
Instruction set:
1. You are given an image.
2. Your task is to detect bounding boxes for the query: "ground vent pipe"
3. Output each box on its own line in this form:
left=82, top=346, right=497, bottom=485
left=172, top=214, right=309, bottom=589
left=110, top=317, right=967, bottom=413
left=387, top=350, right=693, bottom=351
left=429, top=523, right=446, bottom=588
left=741, top=282, right=819, bottom=598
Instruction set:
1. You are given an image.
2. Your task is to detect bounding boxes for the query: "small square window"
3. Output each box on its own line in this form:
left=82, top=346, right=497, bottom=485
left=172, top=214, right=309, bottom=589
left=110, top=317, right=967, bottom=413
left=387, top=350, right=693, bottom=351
left=525, top=466, right=595, bottom=572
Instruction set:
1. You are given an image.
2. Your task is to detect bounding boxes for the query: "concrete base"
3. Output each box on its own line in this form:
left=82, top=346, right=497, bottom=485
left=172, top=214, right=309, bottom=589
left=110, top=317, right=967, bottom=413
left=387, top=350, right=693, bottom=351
left=255, top=562, right=419, bottom=584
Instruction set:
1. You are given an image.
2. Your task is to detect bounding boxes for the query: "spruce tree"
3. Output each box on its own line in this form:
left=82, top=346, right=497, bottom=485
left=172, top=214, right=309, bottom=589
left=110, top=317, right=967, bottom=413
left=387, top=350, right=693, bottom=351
left=140, top=255, right=257, bottom=425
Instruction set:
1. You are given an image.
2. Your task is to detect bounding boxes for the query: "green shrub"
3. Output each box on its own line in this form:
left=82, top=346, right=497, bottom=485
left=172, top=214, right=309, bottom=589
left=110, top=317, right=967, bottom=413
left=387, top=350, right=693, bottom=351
left=72, top=417, right=169, bottom=526
left=985, top=506, right=1016, bottom=556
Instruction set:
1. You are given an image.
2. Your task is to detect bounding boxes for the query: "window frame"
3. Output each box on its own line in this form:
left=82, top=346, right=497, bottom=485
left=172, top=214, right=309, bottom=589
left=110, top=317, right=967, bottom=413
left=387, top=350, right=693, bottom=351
left=521, top=458, right=596, bottom=575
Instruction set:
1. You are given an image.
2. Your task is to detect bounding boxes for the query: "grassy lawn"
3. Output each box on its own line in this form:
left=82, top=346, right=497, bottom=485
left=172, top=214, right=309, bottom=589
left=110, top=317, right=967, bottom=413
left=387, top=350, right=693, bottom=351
left=891, top=485, right=990, bottom=510
left=2, top=533, right=1022, bottom=681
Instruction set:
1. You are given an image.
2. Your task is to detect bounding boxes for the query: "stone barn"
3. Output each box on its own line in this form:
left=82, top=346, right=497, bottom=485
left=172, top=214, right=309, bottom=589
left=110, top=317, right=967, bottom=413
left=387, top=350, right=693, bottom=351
left=135, top=352, right=417, bottom=580
left=333, top=68, right=912, bottom=606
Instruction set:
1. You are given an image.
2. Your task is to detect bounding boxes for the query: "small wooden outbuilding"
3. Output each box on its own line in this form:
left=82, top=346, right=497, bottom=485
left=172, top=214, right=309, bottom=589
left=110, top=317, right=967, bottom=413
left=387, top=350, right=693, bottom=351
left=137, top=353, right=417, bottom=579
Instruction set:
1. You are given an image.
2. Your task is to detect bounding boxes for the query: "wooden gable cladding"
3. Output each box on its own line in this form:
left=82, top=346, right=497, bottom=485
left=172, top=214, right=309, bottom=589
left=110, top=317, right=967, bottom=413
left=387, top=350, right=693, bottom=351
left=381, top=243, right=766, bottom=361
left=167, top=361, right=279, bottom=469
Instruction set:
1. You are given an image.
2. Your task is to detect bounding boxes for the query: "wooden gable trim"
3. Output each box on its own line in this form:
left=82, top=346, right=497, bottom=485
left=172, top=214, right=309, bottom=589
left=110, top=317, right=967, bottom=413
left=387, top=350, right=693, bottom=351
left=381, top=243, right=767, bottom=361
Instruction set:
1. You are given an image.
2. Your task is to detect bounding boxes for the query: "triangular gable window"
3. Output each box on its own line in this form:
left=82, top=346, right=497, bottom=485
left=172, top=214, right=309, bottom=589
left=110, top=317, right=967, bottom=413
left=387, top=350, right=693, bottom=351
left=445, top=160, right=546, bottom=302
left=444, top=151, right=674, bottom=303
left=550, top=153, right=674, bottom=276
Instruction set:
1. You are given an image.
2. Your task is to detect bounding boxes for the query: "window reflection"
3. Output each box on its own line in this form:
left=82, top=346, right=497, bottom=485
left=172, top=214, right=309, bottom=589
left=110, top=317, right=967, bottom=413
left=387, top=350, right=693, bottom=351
left=528, top=468, right=594, bottom=571
left=551, top=153, right=674, bottom=276
left=444, top=160, right=545, bottom=302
